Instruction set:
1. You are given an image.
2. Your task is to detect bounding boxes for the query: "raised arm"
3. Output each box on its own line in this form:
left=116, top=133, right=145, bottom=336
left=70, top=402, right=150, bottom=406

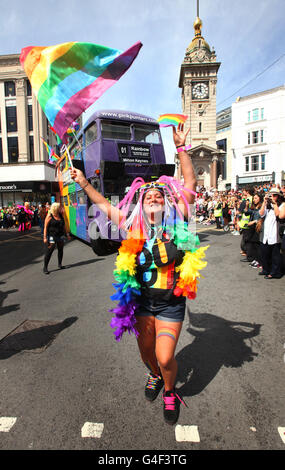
left=70, top=168, right=123, bottom=226
left=172, top=124, right=197, bottom=208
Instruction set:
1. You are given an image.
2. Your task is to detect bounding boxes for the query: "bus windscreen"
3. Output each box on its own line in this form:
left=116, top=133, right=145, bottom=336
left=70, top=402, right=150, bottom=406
left=133, top=124, right=161, bottom=144
left=101, top=120, right=131, bottom=140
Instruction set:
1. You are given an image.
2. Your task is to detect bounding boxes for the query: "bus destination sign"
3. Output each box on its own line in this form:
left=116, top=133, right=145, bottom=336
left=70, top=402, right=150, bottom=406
left=118, top=143, right=151, bottom=164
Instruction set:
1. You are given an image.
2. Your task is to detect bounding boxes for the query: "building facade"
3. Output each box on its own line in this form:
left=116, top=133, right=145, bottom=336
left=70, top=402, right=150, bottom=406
left=177, top=15, right=225, bottom=188
left=0, top=53, right=58, bottom=207
left=231, top=85, right=285, bottom=189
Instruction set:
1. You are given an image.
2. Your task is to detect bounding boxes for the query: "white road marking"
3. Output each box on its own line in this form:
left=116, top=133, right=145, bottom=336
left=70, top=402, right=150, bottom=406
left=278, top=427, right=285, bottom=444
left=0, top=417, right=17, bottom=432
left=175, top=425, right=200, bottom=442
left=81, top=422, right=104, bottom=438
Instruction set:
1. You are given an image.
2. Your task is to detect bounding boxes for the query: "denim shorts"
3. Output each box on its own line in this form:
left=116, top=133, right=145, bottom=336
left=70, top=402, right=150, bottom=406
left=135, top=298, right=186, bottom=323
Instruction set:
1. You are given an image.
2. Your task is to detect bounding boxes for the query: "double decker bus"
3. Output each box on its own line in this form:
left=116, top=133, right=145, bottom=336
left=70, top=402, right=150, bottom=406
left=57, top=109, right=175, bottom=255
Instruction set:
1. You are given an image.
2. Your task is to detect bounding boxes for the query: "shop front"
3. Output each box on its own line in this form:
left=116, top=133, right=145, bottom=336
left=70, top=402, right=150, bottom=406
left=0, top=181, right=59, bottom=207
left=236, top=172, right=275, bottom=189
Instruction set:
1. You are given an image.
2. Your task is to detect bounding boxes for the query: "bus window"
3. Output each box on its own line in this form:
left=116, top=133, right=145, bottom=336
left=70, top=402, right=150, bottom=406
left=70, top=136, right=83, bottom=157
left=77, top=189, right=86, bottom=205
left=133, top=124, right=161, bottom=144
left=101, top=120, right=131, bottom=140
left=69, top=192, right=77, bottom=207
left=87, top=177, right=101, bottom=216
left=60, top=160, right=65, bottom=172
left=90, top=177, right=101, bottom=193
left=85, top=122, right=97, bottom=147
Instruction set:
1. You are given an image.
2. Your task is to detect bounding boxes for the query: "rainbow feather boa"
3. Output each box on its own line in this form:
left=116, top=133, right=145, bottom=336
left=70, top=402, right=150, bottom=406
left=109, top=223, right=209, bottom=341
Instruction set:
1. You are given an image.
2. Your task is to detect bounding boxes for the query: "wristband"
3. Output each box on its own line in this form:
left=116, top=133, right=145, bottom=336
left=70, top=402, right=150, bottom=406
left=177, top=144, right=192, bottom=153
left=82, top=181, right=89, bottom=190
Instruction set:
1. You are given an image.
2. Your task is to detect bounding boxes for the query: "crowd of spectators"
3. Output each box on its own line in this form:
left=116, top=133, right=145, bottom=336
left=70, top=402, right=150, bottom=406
left=196, top=182, right=285, bottom=278
left=0, top=202, right=50, bottom=233
left=1, top=183, right=285, bottom=278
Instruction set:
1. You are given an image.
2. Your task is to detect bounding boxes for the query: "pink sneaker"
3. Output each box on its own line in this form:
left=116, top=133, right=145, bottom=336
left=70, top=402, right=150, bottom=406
left=163, top=389, right=187, bottom=425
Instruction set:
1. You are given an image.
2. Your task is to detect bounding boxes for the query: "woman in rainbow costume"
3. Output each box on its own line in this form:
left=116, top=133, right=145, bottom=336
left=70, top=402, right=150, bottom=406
left=70, top=123, right=208, bottom=425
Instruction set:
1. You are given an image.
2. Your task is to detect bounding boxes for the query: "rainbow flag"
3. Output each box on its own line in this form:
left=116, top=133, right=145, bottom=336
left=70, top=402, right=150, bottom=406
left=20, top=41, right=143, bottom=141
left=158, top=114, right=188, bottom=127
left=50, top=125, right=63, bottom=145
left=41, top=137, right=59, bottom=164
left=67, top=121, right=80, bottom=135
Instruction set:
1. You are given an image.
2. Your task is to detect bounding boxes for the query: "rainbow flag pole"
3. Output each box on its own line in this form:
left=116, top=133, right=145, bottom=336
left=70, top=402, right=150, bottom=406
left=62, top=144, right=74, bottom=169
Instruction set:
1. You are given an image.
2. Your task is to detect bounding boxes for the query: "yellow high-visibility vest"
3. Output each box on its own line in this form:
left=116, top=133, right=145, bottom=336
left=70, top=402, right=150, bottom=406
left=214, top=205, right=222, bottom=218
left=238, top=213, right=250, bottom=229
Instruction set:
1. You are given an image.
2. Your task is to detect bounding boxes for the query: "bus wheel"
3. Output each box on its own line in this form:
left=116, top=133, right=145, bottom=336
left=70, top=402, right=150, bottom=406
left=91, top=237, right=120, bottom=256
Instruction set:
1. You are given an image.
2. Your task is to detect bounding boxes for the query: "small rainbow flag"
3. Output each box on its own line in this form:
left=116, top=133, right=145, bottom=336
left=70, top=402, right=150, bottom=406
left=41, top=137, right=60, bottom=164
left=67, top=121, right=80, bottom=135
left=157, top=114, right=188, bottom=127
left=20, top=41, right=142, bottom=141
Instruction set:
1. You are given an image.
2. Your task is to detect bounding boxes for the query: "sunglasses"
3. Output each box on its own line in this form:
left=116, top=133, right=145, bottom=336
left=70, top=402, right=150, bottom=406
left=140, top=182, right=166, bottom=190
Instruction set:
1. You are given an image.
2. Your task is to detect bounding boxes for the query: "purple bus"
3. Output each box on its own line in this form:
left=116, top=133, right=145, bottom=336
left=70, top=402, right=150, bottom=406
left=62, top=109, right=175, bottom=255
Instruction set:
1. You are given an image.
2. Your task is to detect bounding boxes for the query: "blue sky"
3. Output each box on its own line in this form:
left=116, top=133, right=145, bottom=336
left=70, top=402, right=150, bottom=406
left=1, top=0, right=285, bottom=161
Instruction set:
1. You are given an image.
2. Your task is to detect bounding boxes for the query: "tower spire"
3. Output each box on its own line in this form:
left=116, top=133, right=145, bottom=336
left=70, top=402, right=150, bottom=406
left=194, top=0, right=202, bottom=37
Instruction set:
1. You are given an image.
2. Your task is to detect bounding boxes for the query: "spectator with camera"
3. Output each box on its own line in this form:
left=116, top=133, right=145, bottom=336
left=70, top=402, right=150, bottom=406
left=258, top=188, right=285, bottom=279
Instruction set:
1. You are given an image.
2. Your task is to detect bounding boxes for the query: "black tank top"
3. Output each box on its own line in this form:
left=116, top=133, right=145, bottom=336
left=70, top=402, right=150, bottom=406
left=48, top=214, right=65, bottom=237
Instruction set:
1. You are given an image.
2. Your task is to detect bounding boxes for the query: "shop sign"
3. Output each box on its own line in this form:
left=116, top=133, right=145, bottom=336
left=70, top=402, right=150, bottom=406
left=0, top=184, right=17, bottom=192
left=238, top=174, right=273, bottom=184
left=0, top=182, right=51, bottom=192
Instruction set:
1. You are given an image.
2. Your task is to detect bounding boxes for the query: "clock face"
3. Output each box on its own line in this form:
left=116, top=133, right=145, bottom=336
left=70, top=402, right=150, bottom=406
left=192, top=82, right=209, bottom=99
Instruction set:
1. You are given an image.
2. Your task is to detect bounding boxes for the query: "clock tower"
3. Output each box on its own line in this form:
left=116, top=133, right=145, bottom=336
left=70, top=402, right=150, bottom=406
left=178, top=14, right=225, bottom=188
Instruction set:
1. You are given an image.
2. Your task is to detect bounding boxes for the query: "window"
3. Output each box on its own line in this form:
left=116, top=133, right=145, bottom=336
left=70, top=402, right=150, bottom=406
left=90, top=177, right=101, bottom=193
left=252, top=108, right=259, bottom=121
left=28, top=105, right=33, bottom=131
left=133, top=124, right=160, bottom=144
left=69, top=192, right=77, bottom=206
left=85, top=122, right=97, bottom=146
left=26, top=80, right=32, bottom=97
left=8, top=137, right=18, bottom=163
left=199, top=122, right=202, bottom=132
left=29, top=136, right=34, bottom=162
left=0, top=138, right=2, bottom=163
left=248, top=129, right=265, bottom=145
left=260, top=108, right=264, bottom=120
left=101, top=120, right=131, bottom=140
left=70, top=136, right=82, bottom=158
left=248, top=111, right=251, bottom=122
left=261, top=154, right=265, bottom=170
left=6, top=106, right=17, bottom=132
left=252, top=131, right=259, bottom=144
left=251, top=155, right=259, bottom=171
left=77, top=190, right=86, bottom=205
left=245, top=156, right=249, bottom=172
left=5, top=81, right=15, bottom=97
